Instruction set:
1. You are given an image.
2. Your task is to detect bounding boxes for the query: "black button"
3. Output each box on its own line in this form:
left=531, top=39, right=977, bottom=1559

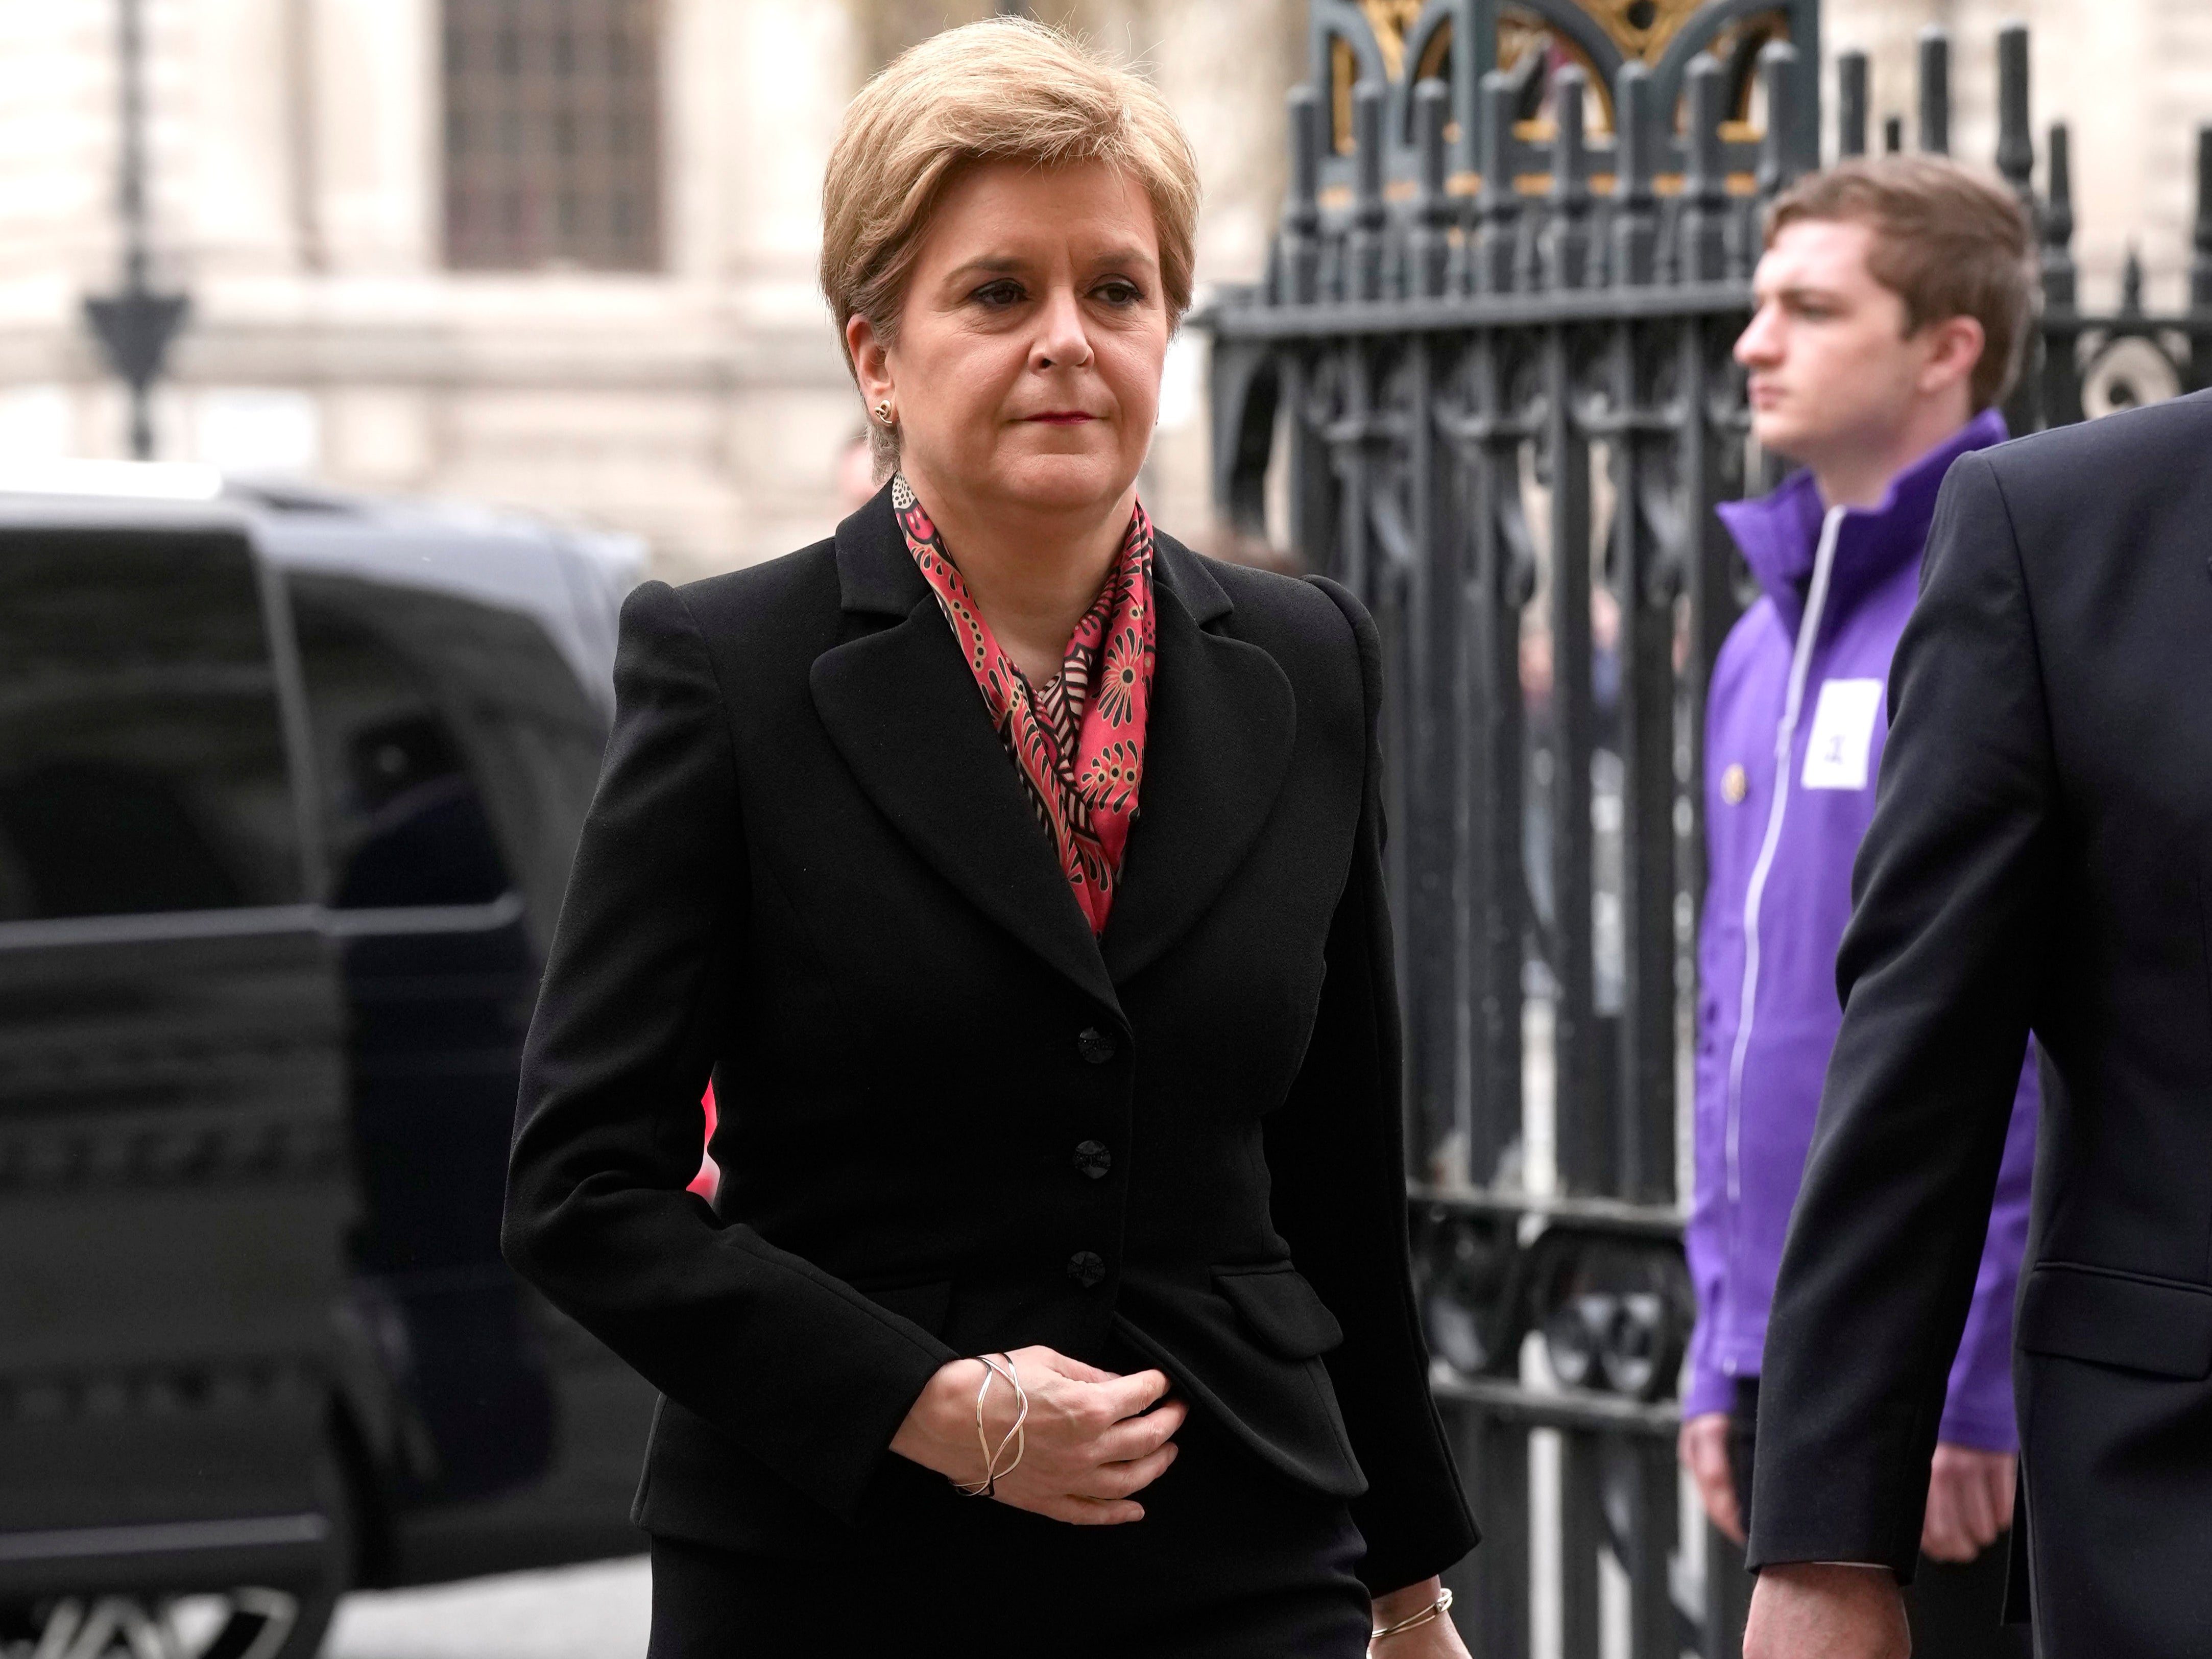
left=1077, top=1027, right=1117, bottom=1065
left=1066, top=1250, right=1107, bottom=1288
left=1073, top=1140, right=1112, bottom=1180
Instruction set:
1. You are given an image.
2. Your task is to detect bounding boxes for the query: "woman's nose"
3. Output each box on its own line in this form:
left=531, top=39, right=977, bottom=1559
left=1032, top=286, right=1094, bottom=371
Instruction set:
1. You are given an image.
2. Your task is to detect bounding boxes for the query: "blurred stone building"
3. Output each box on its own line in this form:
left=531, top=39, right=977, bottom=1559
left=0, top=1, right=2202, bottom=580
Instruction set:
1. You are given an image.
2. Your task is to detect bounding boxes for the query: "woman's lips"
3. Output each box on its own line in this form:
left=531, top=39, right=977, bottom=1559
left=1025, top=412, right=1096, bottom=424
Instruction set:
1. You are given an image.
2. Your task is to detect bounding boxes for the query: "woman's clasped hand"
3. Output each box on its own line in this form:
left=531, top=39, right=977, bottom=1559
left=889, top=1347, right=1186, bottom=1524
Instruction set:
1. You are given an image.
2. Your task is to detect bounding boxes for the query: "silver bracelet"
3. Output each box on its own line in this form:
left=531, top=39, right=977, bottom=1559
left=1370, top=1586, right=1453, bottom=1642
left=950, top=1353, right=1028, bottom=1497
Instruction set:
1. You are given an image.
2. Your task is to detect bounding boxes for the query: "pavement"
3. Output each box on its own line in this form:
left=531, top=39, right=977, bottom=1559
left=326, top=1558, right=649, bottom=1659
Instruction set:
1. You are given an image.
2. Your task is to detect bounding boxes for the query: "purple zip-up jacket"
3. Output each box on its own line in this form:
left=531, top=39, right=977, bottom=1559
left=1685, top=410, right=2037, bottom=1452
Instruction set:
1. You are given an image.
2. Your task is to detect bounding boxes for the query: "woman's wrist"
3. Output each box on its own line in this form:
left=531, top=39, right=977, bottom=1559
left=1371, top=1576, right=1446, bottom=1624
left=887, top=1356, right=989, bottom=1478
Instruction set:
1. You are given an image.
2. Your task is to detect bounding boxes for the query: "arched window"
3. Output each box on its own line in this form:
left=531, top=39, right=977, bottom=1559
left=443, top=0, right=663, bottom=271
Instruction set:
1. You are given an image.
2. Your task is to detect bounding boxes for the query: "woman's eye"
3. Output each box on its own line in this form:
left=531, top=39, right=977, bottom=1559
left=972, top=280, right=1025, bottom=308
left=1093, top=281, right=1142, bottom=306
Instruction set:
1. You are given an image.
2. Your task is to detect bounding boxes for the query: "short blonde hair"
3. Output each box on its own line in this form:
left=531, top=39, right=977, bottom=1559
left=820, top=16, right=1201, bottom=470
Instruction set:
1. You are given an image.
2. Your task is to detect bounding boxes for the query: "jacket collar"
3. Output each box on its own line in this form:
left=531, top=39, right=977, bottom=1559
left=813, top=484, right=1288, bottom=1014
left=1099, top=538, right=1291, bottom=984
left=1717, top=407, right=2007, bottom=636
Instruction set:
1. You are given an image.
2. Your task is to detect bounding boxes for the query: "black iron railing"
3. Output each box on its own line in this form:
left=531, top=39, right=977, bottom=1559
left=1198, top=4, right=2212, bottom=1653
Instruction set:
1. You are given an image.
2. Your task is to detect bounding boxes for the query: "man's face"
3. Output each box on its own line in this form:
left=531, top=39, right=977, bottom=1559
left=1736, top=218, right=1935, bottom=468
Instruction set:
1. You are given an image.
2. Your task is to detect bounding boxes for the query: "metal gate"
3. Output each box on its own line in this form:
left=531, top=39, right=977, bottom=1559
left=1197, top=4, right=2212, bottom=1653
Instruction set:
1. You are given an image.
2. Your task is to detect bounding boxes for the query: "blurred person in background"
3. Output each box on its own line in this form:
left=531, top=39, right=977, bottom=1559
left=503, top=17, right=1475, bottom=1656
left=836, top=425, right=879, bottom=515
left=1682, top=157, right=2037, bottom=1656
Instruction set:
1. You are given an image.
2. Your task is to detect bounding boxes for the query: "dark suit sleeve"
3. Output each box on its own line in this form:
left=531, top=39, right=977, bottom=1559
left=502, top=580, right=956, bottom=1524
left=1263, top=576, right=1479, bottom=1595
left=1747, top=451, right=2057, bottom=1577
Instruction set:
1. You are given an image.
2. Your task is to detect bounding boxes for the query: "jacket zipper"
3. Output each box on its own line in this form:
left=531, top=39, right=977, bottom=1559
left=1724, top=505, right=1846, bottom=1209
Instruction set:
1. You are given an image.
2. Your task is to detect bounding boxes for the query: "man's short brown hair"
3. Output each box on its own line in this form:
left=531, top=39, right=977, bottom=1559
left=1766, top=156, right=2036, bottom=412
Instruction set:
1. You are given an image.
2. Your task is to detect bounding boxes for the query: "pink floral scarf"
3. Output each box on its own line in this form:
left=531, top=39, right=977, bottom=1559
left=892, top=473, right=1156, bottom=934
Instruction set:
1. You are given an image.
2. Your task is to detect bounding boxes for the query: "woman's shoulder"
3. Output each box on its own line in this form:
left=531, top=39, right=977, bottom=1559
left=1160, top=536, right=1377, bottom=712
left=1162, top=537, right=1361, bottom=643
left=671, top=537, right=845, bottom=635
left=614, top=537, right=849, bottom=683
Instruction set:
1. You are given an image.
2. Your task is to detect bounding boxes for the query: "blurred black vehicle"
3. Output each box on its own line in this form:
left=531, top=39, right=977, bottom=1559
left=0, top=462, right=657, bottom=1658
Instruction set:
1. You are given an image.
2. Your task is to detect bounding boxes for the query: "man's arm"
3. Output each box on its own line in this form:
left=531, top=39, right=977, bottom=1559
left=1682, top=788, right=1746, bottom=1542
left=1936, top=1053, right=2039, bottom=1455
left=1747, top=449, right=2058, bottom=1577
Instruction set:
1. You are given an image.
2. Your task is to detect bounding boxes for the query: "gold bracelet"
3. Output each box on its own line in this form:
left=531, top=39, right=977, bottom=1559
left=1369, top=1586, right=1453, bottom=1642
left=984, top=1353, right=1027, bottom=1481
left=949, top=1353, right=1028, bottom=1497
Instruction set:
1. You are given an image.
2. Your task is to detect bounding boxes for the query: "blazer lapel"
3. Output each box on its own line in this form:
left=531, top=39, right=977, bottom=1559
left=809, top=488, right=1121, bottom=1016
left=1101, top=536, right=1298, bottom=984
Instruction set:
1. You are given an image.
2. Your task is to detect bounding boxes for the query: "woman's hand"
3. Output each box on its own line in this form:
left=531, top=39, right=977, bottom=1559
left=888, top=1345, right=1185, bottom=1524
left=1367, top=1577, right=1470, bottom=1657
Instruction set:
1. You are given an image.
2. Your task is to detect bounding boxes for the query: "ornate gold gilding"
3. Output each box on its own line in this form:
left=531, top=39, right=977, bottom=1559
left=1331, top=2, right=1428, bottom=153
left=1358, top=0, right=1426, bottom=79
left=1497, top=13, right=1548, bottom=74
left=1580, top=0, right=1710, bottom=65
left=1328, top=2, right=1792, bottom=155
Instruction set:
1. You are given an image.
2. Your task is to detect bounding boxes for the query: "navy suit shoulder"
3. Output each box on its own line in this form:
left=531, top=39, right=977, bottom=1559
left=1978, top=382, right=2212, bottom=485
left=1750, top=394, right=2212, bottom=1650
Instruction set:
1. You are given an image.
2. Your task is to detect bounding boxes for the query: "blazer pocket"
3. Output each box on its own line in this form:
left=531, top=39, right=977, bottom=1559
left=1213, top=1263, right=1345, bottom=1360
left=2016, top=1261, right=2212, bottom=1379
left=856, top=1278, right=953, bottom=1340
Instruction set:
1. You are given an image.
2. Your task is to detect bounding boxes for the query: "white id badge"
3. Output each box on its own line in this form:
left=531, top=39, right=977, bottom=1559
left=1801, top=678, right=1885, bottom=790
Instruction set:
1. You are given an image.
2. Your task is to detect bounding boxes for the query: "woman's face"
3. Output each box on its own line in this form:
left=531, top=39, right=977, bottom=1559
left=850, top=158, right=1170, bottom=518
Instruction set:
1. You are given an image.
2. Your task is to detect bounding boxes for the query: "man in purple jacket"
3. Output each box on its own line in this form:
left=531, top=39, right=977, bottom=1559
left=1680, top=157, right=2038, bottom=1648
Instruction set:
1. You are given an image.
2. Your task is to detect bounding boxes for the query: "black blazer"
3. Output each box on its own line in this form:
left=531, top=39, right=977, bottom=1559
left=502, top=486, right=1477, bottom=1595
left=1747, top=394, right=2212, bottom=1642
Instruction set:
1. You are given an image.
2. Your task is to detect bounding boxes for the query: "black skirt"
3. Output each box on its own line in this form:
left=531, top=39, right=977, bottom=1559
left=644, top=1404, right=1372, bottom=1657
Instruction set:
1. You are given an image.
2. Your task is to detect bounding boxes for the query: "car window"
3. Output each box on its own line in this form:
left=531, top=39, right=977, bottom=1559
left=0, top=526, right=302, bottom=922
left=285, top=573, right=605, bottom=938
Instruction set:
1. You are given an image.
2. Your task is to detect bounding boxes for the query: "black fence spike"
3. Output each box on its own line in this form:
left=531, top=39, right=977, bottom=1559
left=1543, top=66, right=1592, bottom=292
left=1837, top=51, right=1868, bottom=161
left=1918, top=27, right=1951, bottom=156
left=2043, top=121, right=2077, bottom=309
left=1476, top=68, right=1521, bottom=296
left=1758, top=41, right=1800, bottom=199
left=1349, top=79, right=1387, bottom=302
left=1678, top=57, right=1727, bottom=283
left=1612, top=62, right=1659, bottom=290
left=1997, top=25, right=2034, bottom=210
left=1280, top=84, right=1321, bottom=305
left=1411, top=77, right=1452, bottom=301
left=2195, top=127, right=2212, bottom=309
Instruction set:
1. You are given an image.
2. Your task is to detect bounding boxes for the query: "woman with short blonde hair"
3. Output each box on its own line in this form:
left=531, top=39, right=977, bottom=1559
left=820, top=17, right=1201, bottom=476
left=506, top=17, right=1476, bottom=1654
